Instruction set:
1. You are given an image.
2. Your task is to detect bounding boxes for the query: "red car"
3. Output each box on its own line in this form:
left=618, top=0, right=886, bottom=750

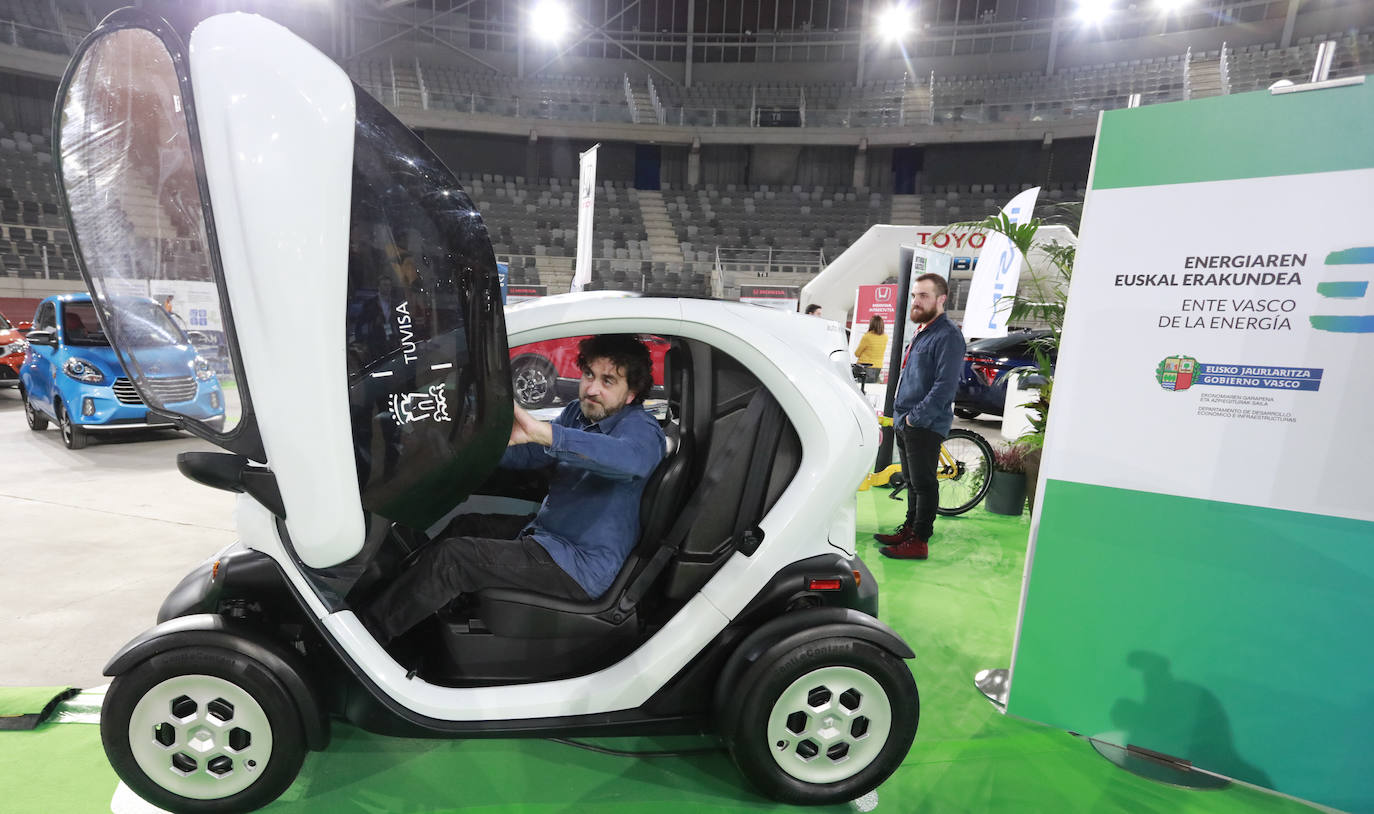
left=0, top=310, right=29, bottom=389
left=509, top=334, right=669, bottom=408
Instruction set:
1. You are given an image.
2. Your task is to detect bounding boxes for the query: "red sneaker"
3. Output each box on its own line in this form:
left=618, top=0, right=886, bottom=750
left=873, top=523, right=913, bottom=545
left=880, top=539, right=929, bottom=560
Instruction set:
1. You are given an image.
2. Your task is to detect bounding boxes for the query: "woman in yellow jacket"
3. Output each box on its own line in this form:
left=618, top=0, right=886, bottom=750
left=854, top=315, right=888, bottom=381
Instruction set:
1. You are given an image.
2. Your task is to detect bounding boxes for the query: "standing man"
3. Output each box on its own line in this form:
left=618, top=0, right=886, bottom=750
left=874, top=273, right=966, bottom=560
left=805, top=303, right=823, bottom=317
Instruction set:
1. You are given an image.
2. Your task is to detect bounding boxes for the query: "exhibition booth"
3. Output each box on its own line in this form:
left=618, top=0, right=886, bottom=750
left=0, top=6, right=1370, bottom=814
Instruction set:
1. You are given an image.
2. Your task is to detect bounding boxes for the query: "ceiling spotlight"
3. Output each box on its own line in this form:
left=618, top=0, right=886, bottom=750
left=877, top=4, right=914, bottom=41
left=1075, top=0, right=1112, bottom=23
left=529, top=0, right=570, bottom=43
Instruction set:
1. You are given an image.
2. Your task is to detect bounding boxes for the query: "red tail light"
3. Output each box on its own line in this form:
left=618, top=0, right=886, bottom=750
left=808, top=578, right=843, bottom=591
left=968, top=357, right=1000, bottom=386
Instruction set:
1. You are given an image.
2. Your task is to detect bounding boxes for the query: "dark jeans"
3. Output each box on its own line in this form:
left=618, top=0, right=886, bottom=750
left=898, top=424, right=944, bottom=541
left=365, top=513, right=589, bottom=642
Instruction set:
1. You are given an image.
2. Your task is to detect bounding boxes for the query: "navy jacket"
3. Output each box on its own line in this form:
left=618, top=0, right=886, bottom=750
left=893, top=313, right=966, bottom=438
left=501, top=401, right=665, bottom=598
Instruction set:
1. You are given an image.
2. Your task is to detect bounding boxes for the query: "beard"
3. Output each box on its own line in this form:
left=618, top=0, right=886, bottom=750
left=580, top=396, right=624, bottom=423
left=911, top=304, right=937, bottom=324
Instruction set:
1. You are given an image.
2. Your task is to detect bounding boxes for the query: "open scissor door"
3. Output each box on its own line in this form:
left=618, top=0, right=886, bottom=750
left=56, top=10, right=511, bottom=569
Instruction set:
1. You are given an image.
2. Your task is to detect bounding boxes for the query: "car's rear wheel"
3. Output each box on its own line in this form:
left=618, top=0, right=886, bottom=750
left=512, top=355, right=558, bottom=408
left=102, top=646, right=306, bottom=814
left=723, top=637, right=918, bottom=805
left=21, top=385, right=48, bottom=431
left=57, top=401, right=88, bottom=450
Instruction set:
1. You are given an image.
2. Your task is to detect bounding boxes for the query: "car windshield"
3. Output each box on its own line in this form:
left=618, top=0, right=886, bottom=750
left=0, top=313, right=11, bottom=331
left=65, top=300, right=187, bottom=348
left=62, top=302, right=110, bottom=345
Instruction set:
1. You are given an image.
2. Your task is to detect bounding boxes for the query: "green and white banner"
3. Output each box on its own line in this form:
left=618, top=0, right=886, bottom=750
left=1008, top=77, right=1374, bottom=813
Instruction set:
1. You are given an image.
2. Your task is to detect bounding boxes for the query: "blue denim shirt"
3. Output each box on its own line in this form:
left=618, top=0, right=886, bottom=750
left=893, top=313, right=967, bottom=438
left=500, top=401, right=665, bottom=598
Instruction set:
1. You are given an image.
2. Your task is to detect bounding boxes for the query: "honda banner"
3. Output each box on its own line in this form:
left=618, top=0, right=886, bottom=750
left=739, top=284, right=799, bottom=312
left=848, top=284, right=898, bottom=379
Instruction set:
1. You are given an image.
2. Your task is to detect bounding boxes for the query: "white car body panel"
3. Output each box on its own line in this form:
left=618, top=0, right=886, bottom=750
left=190, top=14, right=365, bottom=569
left=236, top=296, right=878, bottom=722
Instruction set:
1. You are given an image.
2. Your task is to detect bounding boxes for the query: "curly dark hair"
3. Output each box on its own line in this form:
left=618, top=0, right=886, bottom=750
left=576, top=334, right=654, bottom=403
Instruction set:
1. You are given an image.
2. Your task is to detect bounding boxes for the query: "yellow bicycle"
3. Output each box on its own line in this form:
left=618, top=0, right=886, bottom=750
left=868, top=419, right=994, bottom=516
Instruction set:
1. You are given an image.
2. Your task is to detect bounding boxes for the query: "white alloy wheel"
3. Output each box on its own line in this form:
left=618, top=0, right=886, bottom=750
left=127, top=674, right=275, bottom=800
left=765, top=665, right=893, bottom=784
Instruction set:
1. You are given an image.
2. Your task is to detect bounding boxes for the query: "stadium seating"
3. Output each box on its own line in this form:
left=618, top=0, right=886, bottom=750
left=0, top=125, right=79, bottom=280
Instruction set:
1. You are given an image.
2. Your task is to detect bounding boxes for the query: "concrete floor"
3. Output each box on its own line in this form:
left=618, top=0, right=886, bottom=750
left=0, top=386, right=235, bottom=689
left=0, top=381, right=1005, bottom=691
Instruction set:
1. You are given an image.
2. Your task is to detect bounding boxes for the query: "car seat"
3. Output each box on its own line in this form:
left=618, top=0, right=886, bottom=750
left=65, top=311, right=88, bottom=340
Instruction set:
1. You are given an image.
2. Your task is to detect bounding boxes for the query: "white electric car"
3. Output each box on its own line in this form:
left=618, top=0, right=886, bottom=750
left=56, top=10, right=919, bottom=813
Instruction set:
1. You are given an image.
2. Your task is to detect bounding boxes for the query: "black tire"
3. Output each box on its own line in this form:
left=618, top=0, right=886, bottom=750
left=57, top=401, right=88, bottom=449
left=954, top=407, right=981, bottom=420
left=723, top=637, right=919, bottom=805
left=511, top=355, right=558, bottom=408
left=936, top=428, right=993, bottom=516
left=21, top=385, right=48, bottom=431
left=101, top=646, right=306, bottom=814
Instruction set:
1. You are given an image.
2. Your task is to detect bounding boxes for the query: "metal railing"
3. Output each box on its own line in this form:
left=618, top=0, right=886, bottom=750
left=646, top=76, right=665, bottom=125
left=714, top=247, right=827, bottom=279
left=1183, top=46, right=1194, bottom=100
left=415, top=56, right=429, bottom=109
left=0, top=18, right=68, bottom=53
left=623, top=72, right=638, bottom=123
left=358, top=82, right=636, bottom=123
left=1219, top=41, right=1232, bottom=95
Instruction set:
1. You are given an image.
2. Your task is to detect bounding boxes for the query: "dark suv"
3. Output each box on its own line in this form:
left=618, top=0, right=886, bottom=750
left=956, top=329, right=1053, bottom=418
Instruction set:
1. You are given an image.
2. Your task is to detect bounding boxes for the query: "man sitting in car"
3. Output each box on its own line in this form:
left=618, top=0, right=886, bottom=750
left=364, top=334, right=666, bottom=643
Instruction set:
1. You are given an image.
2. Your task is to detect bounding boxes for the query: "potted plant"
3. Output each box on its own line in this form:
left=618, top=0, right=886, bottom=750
left=942, top=202, right=1080, bottom=515
left=986, top=442, right=1031, bottom=516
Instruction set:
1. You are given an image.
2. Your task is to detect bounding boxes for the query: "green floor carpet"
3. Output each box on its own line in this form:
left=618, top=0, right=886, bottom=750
left=0, top=686, right=77, bottom=729
left=0, top=492, right=1323, bottom=813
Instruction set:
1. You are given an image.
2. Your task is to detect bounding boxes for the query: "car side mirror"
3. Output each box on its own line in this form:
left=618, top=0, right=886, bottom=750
left=1018, top=373, right=1049, bottom=390
left=186, top=330, right=211, bottom=346
left=25, top=330, right=56, bottom=347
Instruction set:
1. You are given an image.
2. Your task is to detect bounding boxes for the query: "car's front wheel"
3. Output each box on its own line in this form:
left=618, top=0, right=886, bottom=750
left=57, top=401, right=88, bottom=450
left=21, top=385, right=48, bottom=431
left=723, top=637, right=919, bottom=805
left=101, top=646, right=306, bottom=814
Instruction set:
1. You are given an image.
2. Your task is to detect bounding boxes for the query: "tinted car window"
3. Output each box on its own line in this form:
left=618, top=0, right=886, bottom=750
left=62, top=302, right=111, bottom=345
left=345, top=87, right=511, bottom=532
left=35, top=302, right=56, bottom=332
left=0, top=312, right=11, bottom=331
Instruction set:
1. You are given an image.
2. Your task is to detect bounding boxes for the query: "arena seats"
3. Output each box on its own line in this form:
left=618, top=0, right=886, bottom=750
left=0, top=126, right=78, bottom=280
left=335, top=30, right=1374, bottom=130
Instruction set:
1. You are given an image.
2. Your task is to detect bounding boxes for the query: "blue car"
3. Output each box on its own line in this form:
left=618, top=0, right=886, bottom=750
left=19, top=293, right=225, bottom=449
left=954, top=329, right=1053, bottom=419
